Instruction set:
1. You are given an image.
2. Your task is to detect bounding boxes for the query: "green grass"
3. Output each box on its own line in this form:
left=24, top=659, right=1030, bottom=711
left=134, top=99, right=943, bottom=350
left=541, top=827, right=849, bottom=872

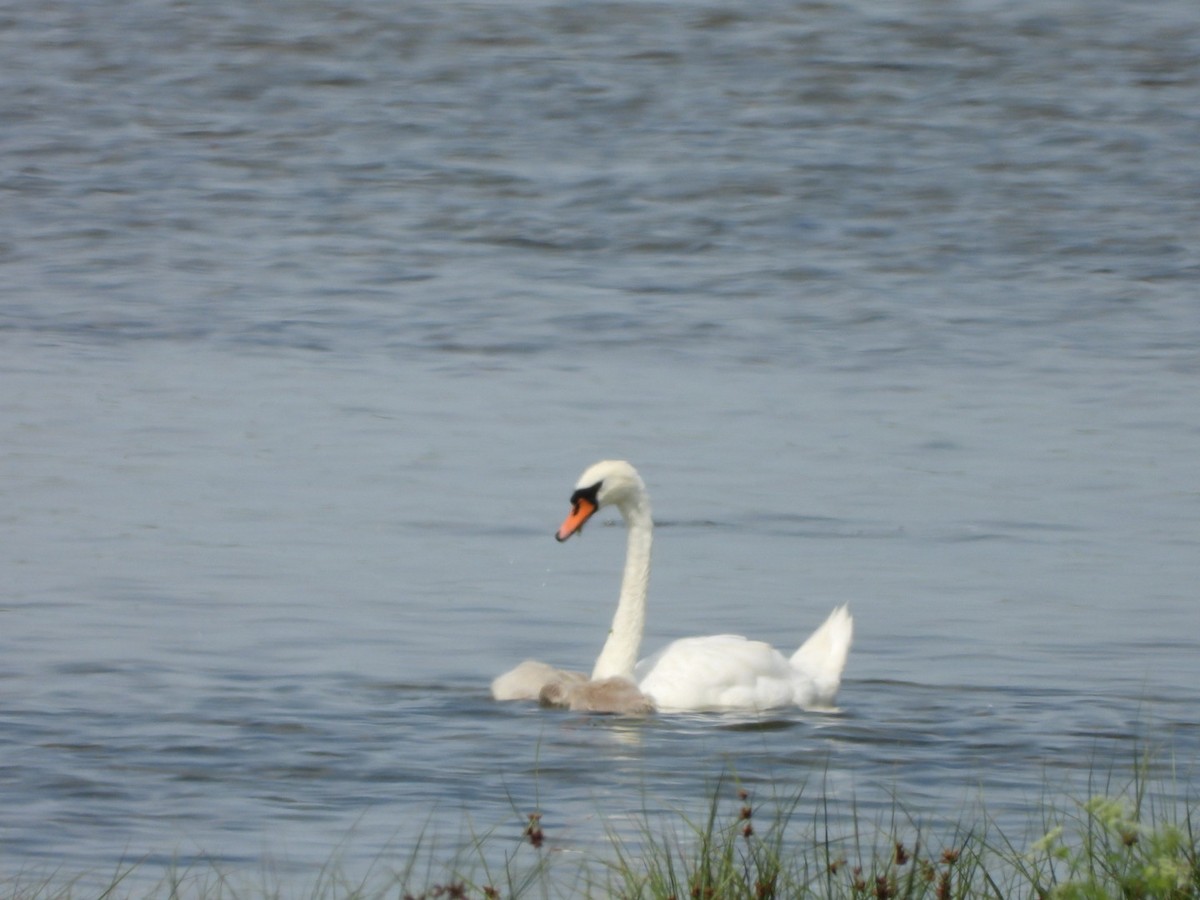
left=6, top=758, right=1198, bottom=900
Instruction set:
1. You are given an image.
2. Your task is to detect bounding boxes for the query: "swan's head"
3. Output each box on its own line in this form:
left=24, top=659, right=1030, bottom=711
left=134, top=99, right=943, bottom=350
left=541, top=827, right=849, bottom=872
left=555, top=460, right=646, bottom=542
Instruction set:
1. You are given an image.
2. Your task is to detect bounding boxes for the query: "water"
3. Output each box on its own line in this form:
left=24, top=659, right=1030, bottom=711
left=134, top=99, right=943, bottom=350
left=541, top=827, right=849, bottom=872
left=2, top=0, right=1198, bottom=892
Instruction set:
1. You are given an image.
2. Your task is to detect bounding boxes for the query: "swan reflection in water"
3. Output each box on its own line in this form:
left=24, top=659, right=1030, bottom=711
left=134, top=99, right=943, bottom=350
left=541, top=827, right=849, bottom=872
left=492, top=460, right=853, bottom=716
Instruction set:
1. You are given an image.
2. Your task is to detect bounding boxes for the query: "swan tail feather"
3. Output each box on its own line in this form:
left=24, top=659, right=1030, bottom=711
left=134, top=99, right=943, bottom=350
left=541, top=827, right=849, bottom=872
left=789, top=605, right=853, bottom=706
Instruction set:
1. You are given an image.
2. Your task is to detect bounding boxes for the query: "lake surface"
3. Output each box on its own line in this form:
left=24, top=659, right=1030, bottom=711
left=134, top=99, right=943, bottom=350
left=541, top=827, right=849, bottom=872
left=2, top=0, right=1198, bottom=893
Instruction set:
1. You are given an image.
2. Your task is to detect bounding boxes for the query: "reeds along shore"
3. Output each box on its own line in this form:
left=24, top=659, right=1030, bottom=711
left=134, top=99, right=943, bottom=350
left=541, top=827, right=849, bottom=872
left=7, top=759, right=1198, bottom=900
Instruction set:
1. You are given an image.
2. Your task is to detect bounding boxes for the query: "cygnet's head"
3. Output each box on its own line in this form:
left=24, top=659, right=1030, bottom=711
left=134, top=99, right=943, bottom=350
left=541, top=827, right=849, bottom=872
left=555, top=460, right=646, bottom=542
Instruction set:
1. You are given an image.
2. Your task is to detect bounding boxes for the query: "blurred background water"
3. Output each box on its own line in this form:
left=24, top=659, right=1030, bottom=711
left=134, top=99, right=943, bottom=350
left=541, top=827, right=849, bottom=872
left=2, top=0, right=1198, bottom=892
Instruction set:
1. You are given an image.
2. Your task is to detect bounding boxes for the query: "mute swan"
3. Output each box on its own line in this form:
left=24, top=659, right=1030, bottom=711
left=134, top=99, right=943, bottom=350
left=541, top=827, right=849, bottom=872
left=491, top=460, right=853, bottom=713
left=538, top=676, right=655, bottom=715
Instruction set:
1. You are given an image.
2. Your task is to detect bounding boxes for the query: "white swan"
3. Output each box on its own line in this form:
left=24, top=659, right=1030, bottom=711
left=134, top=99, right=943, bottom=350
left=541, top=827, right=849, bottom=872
left=491, top=460, right=853, bottom=713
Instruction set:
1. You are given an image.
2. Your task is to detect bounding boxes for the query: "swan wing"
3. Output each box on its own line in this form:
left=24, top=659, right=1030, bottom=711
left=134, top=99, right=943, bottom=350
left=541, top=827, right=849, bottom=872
left=635, top=635, right=798, bottom=711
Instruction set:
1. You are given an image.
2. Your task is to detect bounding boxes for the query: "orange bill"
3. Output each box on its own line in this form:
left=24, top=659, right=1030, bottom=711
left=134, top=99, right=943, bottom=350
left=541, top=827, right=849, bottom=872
left=556, top=497, right=597, bottom=542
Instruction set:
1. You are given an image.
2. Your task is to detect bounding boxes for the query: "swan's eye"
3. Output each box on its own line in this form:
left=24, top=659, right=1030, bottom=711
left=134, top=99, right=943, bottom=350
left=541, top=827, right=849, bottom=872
left=569, top=481, right=602, bottom=510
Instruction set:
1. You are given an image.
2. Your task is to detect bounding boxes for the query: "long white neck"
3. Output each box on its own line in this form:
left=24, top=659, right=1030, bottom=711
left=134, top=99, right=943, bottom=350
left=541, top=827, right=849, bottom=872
left=590, top=494, right=653, bottom=681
